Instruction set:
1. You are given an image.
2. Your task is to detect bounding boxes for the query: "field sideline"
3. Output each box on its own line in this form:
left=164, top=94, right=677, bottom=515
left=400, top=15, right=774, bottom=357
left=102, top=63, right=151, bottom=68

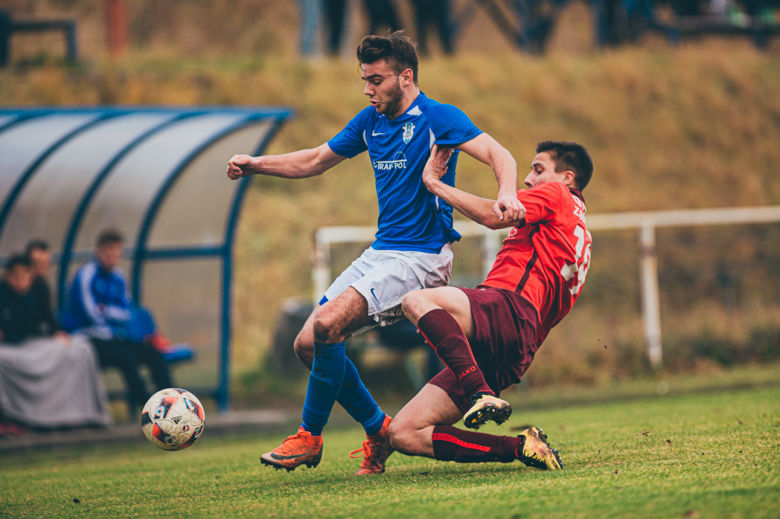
left=2, top=386, right=777, bottom=518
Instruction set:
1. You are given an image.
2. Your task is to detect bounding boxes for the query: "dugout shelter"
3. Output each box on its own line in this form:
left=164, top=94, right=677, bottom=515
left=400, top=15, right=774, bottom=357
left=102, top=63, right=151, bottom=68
left=0, top=106, right=293, bottom=410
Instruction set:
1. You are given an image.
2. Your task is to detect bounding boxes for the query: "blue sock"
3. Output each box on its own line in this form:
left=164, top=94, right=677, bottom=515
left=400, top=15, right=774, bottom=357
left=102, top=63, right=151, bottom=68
left=301, top=342, right=346, bottom=436
left=337, top=357, right=386, bottom=436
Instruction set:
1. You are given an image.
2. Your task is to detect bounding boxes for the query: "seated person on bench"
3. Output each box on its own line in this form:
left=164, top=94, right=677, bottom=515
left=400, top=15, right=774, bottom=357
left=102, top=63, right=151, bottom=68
left=0, top=254, right=110, bottom=430
left=25, top=240, right=59, bottom=338
left=62, top=229, right=179, bottom=407
left=0, top=254, right=52, bottom=344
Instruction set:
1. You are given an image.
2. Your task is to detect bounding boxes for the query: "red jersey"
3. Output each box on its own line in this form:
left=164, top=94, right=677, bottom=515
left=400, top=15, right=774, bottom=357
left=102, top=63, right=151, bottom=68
left=480, top=181, right=592, bottom=346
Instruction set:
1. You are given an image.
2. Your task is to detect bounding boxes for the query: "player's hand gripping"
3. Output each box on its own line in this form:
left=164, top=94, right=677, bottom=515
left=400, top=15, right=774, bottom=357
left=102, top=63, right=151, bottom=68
left=494, top=190, right=523, bottom=223
left=226, top=154, right=258, bottom=180
left=422, top=145, right=454, bottom=189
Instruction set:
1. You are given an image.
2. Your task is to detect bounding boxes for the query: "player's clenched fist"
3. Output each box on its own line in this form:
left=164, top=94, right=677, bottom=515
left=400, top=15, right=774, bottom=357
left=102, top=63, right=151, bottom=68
left=227, top=154, right=256, bottom=180
left=494, top=191, right=524, bottom=223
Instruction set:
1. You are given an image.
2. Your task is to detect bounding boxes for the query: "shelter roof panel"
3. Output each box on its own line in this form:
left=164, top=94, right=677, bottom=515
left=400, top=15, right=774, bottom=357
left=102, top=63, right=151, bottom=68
left=0, top=114, right=99, bottom=209
left=73, top=113, right=247, bottom=251
left=0, top=113, right=178, bottom=256
left=0, top=115, right=18, bottom=130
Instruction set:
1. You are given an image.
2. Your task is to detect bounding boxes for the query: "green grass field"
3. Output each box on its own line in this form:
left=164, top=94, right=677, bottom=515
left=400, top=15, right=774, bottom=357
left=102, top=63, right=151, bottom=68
left=2, top=386, right=778, bottom=518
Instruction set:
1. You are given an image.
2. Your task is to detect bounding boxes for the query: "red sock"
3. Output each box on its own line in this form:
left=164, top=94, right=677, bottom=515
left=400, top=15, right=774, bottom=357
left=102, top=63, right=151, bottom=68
left=418, top=309, right=493, bottom=398
left=432, top=425, right=521, bottom=463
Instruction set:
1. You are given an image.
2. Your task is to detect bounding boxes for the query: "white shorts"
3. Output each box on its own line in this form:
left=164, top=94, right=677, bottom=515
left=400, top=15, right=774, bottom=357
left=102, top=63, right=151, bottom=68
left=322, top=244, right=453, bottom=329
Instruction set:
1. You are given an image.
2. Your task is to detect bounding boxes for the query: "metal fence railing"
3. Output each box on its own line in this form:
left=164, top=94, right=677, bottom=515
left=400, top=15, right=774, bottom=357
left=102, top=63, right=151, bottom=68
left=313, top=206, right=780, bottom=369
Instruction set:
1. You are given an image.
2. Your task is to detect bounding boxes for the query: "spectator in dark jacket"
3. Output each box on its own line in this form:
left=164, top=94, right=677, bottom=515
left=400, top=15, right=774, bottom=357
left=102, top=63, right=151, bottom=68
left=0, top=255, right=40, bottom=344
left=25, top=240, right=58, bottom=336
left=64, top=229, right=172, bottom=407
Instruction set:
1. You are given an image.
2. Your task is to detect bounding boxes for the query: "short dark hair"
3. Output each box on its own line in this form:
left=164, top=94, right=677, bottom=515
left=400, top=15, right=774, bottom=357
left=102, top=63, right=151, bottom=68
left=536, top=140, right=594, bottom=191
left=5, top=253, right=31, bottom=271
left=24, top=239, right=49, bottom=258
left=356, top=31, right=419, bottom=85
left=96, top=229, right=124, bottom=247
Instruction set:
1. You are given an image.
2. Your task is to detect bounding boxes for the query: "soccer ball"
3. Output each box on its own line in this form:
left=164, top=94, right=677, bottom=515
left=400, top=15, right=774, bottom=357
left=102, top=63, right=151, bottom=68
left=142, top=388, right=205, bottom=451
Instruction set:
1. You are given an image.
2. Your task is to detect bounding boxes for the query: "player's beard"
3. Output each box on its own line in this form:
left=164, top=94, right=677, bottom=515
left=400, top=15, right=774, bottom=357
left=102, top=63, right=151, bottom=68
left=378, top=78, right=404, bottom=118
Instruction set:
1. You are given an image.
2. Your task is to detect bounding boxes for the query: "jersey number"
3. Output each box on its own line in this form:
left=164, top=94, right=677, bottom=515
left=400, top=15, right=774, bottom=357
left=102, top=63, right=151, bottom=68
left=560, top=225, right=591, bottom=296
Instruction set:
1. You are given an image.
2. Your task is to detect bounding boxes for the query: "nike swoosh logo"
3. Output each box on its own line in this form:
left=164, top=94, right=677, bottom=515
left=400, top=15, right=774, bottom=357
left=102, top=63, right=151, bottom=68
left=372, top=131, right=385, bottom=136
left=270, top=451, right=311, bottom=461
left=370, top=288, right=380, bottom=303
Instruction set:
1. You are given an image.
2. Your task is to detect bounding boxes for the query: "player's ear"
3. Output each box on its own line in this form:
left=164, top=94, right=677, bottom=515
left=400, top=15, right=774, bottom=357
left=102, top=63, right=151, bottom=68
left=401, top=68, right=413, bottom=86
left=563, top=170, right=575, bottom=187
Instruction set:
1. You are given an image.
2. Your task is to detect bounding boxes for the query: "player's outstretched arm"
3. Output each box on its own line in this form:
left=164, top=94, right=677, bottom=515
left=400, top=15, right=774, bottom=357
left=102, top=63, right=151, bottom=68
left=226, top=143, right=346, bottom=180
left=456, top=133, right=523, bottom=222
left=423, top=146, right=524, bottom=230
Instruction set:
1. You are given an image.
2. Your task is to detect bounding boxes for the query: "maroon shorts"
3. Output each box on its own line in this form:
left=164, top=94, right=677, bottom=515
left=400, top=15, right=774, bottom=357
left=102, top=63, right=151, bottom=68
left=429, top=286, right=540, bottom=414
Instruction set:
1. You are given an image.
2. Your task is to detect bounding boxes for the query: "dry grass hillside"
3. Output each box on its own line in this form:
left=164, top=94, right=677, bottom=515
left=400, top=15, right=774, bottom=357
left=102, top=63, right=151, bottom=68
left=2, top=1, right=780, bottom=385
left=0, top=0, right=601, bottom=59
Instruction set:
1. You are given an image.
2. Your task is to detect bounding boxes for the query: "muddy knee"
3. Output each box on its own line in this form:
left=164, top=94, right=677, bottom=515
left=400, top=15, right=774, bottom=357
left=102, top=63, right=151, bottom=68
left=312, top=306, right=346, bottom=343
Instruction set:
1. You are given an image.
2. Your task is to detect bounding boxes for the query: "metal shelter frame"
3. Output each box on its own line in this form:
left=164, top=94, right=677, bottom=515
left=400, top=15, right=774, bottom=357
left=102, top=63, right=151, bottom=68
left=0, top=107, right=293, bottom=410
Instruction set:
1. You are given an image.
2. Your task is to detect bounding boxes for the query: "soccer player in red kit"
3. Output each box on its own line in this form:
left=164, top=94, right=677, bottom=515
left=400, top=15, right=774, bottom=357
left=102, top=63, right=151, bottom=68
left=390, top=140, right=594, bottom=471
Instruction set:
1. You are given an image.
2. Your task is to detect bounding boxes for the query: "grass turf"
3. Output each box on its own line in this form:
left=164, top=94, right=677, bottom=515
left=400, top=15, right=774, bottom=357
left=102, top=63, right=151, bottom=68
left=2, top=387, right=778, bottom=518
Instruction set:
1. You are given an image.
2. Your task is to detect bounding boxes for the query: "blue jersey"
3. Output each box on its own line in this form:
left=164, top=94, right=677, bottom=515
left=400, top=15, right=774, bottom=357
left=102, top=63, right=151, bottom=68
left=328, top=92, right=482, bottom=253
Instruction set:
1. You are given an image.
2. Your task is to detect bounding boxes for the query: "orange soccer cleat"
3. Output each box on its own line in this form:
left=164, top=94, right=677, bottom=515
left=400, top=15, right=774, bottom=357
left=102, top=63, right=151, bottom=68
left=349, top=415, right=394, bottom=475
left=260, top=427, right=323, bottom=472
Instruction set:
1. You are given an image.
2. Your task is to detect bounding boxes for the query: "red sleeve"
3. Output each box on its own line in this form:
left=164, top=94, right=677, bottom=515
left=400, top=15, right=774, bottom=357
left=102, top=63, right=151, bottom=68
left=517, top=182, right=565, bottom=225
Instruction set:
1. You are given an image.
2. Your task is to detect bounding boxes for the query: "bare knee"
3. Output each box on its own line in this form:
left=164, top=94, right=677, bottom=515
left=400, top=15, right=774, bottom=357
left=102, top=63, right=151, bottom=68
left=312, top=306, right=347, bottom=344
left=401, top=291, right=428, bottom=324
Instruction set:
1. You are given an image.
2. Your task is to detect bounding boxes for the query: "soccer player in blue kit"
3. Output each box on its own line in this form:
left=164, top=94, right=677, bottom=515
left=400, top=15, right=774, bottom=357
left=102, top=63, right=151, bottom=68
left=226, top=32, right=522, bottom=475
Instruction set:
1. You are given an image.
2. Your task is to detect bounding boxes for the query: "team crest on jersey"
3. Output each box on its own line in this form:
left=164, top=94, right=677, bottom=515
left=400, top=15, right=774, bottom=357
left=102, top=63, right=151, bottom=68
left=402, top=123, right=415, bottom=144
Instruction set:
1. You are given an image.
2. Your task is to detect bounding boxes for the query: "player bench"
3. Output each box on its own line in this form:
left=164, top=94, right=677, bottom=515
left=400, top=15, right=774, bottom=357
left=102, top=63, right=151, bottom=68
left=0, top=9, right=78, bottom=66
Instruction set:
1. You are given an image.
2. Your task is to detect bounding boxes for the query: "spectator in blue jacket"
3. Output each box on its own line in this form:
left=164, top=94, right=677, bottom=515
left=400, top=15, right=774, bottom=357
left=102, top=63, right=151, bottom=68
left=66, top=229, right=172, bottom=406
